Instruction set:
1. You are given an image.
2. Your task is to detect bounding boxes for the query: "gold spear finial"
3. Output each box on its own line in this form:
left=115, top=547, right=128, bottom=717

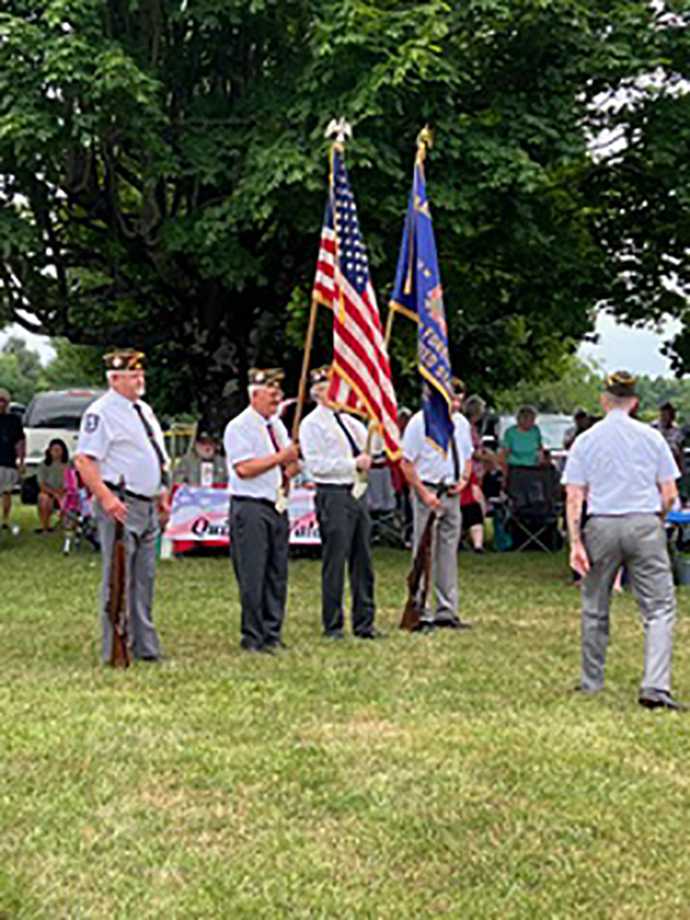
left=416, top=126, right=434, bottom=162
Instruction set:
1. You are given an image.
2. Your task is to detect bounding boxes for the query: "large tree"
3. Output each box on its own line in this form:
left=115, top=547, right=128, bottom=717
left=0, top=0, right=688, bottom=422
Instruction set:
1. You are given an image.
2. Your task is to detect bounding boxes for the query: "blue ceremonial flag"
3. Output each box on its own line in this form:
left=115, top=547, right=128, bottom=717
left=390, top=131, right=454, bottom=453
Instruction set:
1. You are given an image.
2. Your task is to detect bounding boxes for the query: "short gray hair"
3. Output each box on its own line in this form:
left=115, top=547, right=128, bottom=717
left=464, top=394, right=485, bottom=418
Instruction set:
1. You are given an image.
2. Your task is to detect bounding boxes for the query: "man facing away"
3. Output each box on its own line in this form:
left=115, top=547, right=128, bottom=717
left=564, top=370, right=684, bottom=711
left=224, top=368, right=299, bottom=653
left=299, top=366, right=381, bottom=640
left=401, top=378, right=473, bottom=631
left=75, top=349, right=170, bottom=663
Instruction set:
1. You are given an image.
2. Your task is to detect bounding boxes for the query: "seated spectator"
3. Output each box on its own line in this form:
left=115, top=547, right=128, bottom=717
left=174, top=430, right=227, bottom=486
left=653, top=401, right=684, bottom=476
left=460, top=471, right=486, bottom=553
left=37, top=438, right=69, bottom=533
left=501, top=406, right=544, bottom=470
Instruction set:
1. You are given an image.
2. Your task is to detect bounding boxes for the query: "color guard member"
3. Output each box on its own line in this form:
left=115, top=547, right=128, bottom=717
left=401, top=379, right=473, bottom=630
left=224, top=368, right=298, bottom=653
left=299, top=366, right=380, bottom=639
left=564, top=371, right=685, bottom=711
left=75, top=349, right=170, bottom=663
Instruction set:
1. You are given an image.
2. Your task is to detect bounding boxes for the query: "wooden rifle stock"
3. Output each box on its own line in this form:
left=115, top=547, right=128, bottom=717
left=108, top=481, right=131, bottom=668
left=400, top=507, right=437, bottom=631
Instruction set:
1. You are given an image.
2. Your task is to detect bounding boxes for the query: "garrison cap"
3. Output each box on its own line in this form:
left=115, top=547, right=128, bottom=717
left=104, top=349, right=147, bottom=372
left=249, top=367, right=284, bottom=389
left=195, top=429, right=217, bottom=442
left=310, top=365, right=331, bottom=386
left=605, top=370, right=637, bottom=399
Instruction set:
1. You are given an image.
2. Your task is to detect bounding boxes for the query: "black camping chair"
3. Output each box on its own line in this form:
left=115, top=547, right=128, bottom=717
left=367, top=466, right=405, bottom=548
left=503, top=465, right=563, bottom=553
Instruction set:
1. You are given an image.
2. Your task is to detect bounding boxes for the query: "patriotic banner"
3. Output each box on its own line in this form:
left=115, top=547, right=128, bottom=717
left=168, top=485, right=321, bottom=548
left=311, top=139, right=401, bottom=458
left=390, top=132, right=454, bottom=454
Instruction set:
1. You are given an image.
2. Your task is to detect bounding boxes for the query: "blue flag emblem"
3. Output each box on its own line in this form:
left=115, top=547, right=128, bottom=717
left=390, top=139, right=453, bottom=453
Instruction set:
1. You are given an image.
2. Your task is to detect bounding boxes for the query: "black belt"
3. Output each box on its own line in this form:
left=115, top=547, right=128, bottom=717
left=422, top=481, right=451, bottom=495
left=316, top=483, right=353, bottom=491
left=104, top=482, right=155, bottom=503
left=231, top=496, right=277, bottom=510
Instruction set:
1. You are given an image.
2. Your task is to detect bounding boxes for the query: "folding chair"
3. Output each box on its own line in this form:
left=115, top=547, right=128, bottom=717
left=367, top=466, right=405, bottom=547
left=504, top=465, right=563, bottom=553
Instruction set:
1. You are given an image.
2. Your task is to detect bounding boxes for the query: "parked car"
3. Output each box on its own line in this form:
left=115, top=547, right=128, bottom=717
left=9, top=401, right=25, bottom=420
left=21, top=389, right=104, bottom=503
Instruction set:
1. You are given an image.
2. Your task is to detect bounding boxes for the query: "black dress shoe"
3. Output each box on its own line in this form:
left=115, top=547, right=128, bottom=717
left=639, top=692, right=687, bottom=712
left=435, top=618, right=472, bottom=630
left=355, top=628, right=385, bottom=640
left=240, top=640, right=274, bottom=655
left=323, top=630, right=346, bottom=640
left=412, top=620, right=435, bottom=633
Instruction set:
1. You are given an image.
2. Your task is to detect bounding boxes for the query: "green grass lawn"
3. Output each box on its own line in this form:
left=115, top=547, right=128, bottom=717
left=1, top=505, right=689, bottom=919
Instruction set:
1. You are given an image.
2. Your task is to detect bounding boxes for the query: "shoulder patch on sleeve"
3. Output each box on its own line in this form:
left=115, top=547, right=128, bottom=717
left=84, top=413, right=100, bottom=434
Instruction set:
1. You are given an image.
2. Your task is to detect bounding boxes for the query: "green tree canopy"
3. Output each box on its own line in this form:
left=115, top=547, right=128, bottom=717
left=493, top=355, right=604, bottom=416
left=0, top=336, right=42, bottom=404
left=0, top=0, right=688, bottom=423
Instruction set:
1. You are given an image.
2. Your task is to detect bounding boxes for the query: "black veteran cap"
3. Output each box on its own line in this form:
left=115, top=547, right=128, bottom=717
left=249, top=367, right=284, bottom=389
left=310, top=365, right=331, bottom=386
left=104, top=349, right=147, bottom=372
left=451, top=376, right=466, bottom=397
left=605, top=370, right=637, bottom=398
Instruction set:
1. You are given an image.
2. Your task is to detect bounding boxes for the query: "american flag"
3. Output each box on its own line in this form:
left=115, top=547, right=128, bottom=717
left=311, top=146, right=401, bottom=459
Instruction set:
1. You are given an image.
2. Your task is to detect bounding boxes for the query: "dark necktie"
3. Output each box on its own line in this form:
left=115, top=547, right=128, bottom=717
left=450, top=428, right=460, bottom=482
left=267, top=420, right=289, bottom=492
left=333, top=412, right=360, bottom=457
left=133, top=403, right=169, bottom=488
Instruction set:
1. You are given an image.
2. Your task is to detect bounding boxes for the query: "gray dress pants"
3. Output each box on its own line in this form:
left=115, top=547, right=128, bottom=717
left=581, top=514, right=676, bottom=694
left=315, top=485, right=375, bottom=635
left=412, top=490, right=462, bottom=624
left=95, top=496, right=161, bottom=662
left=230, top=498, right=288, bottom=649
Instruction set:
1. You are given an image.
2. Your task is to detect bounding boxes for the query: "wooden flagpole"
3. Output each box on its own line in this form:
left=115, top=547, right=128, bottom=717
left=292, top=118, right=353, bottom=446
left=292, top=295, right=320, bottom=446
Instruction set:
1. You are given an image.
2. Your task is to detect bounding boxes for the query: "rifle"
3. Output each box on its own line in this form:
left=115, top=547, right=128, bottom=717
left=108, top=480, right=131, bottom=668
left=400, top=487, right=447, bottom=631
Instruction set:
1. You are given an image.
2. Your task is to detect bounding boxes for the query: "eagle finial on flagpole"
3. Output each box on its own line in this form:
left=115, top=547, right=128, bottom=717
left=326, top=118, right=353, bottom=146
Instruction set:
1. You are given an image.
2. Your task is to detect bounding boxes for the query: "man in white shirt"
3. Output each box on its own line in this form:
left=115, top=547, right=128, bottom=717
left=225, top=368, right=299, bottom=653
left=299, top=366, right=380, bottom=639
left=564, top=370, right=684, bottom=711
left=401, top=378, right=473, bottom=630
left=75, top=349, right=170, bottom=663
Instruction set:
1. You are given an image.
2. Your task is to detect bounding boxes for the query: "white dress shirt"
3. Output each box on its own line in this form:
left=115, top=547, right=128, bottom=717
left=299, top=404, right=367, bottom=485
left=76, top=389, right=169, bottom=498
left=563, top=409, right=679, bottom=515
left=224, top=406, right=290, bottom=501
left=402, top=410, right=473, bottom=484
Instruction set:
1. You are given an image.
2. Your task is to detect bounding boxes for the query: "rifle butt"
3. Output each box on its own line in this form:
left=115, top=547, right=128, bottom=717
left=399, top=599, right=421, bottom=632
